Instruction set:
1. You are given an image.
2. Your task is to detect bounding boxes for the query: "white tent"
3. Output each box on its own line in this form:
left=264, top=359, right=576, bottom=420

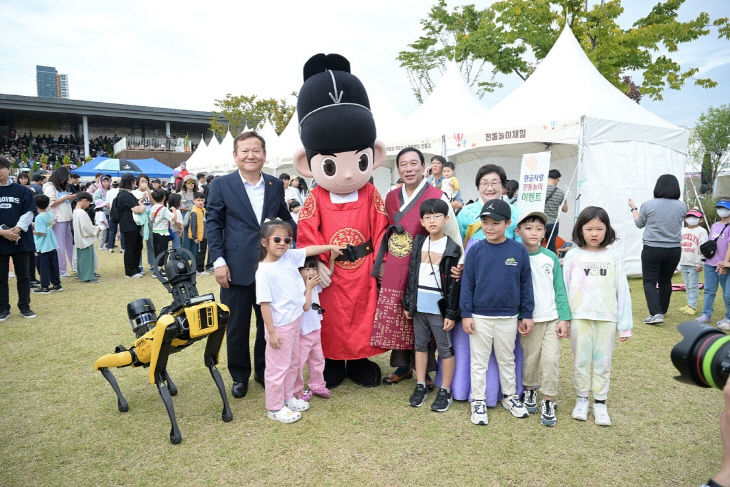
left=449, top=26, right=688, bottom=275
left=210, top=130, right=235, bottom=174
left=184, top=134, right=208, bottom=174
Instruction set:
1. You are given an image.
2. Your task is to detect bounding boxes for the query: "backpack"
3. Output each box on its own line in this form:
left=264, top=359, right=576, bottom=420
left=109, top=198, right=120, bottom=224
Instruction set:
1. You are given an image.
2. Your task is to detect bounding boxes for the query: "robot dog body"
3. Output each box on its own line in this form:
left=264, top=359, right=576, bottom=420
left=93, top=248, right=231, bottom=444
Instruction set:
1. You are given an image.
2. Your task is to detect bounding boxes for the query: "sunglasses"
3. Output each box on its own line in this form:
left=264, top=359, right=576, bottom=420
left=311, top=303, right=325, bottom=315
left=269, top=236, right=292, bottom=244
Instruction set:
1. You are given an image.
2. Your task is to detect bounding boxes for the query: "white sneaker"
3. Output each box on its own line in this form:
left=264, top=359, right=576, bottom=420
left=60, top=272, right=72, bottom=278
left=285, top=397, right=310, bottom=412
left=718, top=318, right=730, bottom=331
left=540, top=399, right=557, bottom=427
left=128, top=272, right=144, bottom=279
left=593, top=402, right=611, bottom=426
left=470, top=399, right=488, bottom=425
left=522, top=389, right=538, bottom=413
left=571, top=397, right=589, bottom=421
left=267, top=406, right=301, bottom=423
left=197, top=270, right=211, bottom=276
left=502, top=394, right=529, bottom=418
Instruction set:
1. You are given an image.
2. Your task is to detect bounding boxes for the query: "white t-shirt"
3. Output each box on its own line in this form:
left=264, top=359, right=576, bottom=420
left=285, top=186, right=302, bottom=205
left=255, top=248, right=306, bottom=327
left=300, top=285, right=323, bottom=335
left=150, top=203, right=175, bottom=234
left=95, top=211, right=108, bottom=228
left=417, top=236, right=446, bottom=315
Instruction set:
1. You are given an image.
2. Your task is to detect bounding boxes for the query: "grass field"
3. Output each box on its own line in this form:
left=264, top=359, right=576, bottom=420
left=0, top=250, right=723, bottom=486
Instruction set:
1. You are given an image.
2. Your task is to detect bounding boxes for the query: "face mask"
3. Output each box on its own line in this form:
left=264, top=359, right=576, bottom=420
left=717, top=208, right=730, bottom=218
left=685, top=217, right=700, bottom=226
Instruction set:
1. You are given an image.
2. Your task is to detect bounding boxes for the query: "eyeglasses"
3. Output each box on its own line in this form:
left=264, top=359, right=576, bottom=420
left=270, top=236, right=292, bottom=244
left=479, top=179, right=502, bottom=188
left=311, top=303, right=325, bottom=315
left=422, top=214, right=445, bottom=222
left=238, top=149, right=263, bottom=156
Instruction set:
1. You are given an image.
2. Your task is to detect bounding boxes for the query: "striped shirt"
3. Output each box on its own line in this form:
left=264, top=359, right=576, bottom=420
left=544, top=185, right=565, bottom=223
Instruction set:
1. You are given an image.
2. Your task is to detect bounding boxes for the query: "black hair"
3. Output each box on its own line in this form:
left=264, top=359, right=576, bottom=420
left=48, top=166, right=71, bottom=191
left=0, top=157, right=10, bottom=169
left=69, top=173, right=80, bottom=179
left=17, top=171, right=29, bottom=184
left=135, top=173, right=149, bottom=185
left=505, top=179, right=519, bottom=198
left=31, top=173, right=44, bottom=182
left=301, top=256, right=319, bottom=270
left=193, top=192, right=205, bottom=200
left=289, top=200, right=301, bottom=210
left=572, top=206, right=616, bottom=248
left=396, top=147, right=425, bottom=166
left=151, top=189, right=166, bottom=203
left=297, top=177, right=309, bottom=196
left=279, top=173, right=291, bottom=180
left=548, top=169, right=561, bottom=179
left=206, top=175, right=214, bottom=183
left=120, top=173, right=135, bottom=189
left=474, top=164, right=507, bottom=189
left=34, top=193, right=50, bottom=210
left=653, top=174, right=681, bottom=200
left=442, top=161, right=455, bottom=170
left=167, top=192, right=181, bottom=208
left=517, top=215, right=547, bottom=228
left=76, top=191, right=93, bottom=202
left=258, top=219, right=294, bottom=262
left=196, top=173, right=206, bottom=180
left=233, top=131, right=266, bottom=153
left=419, top=198, right=449, bottom=218
left=430, top=155, right=446, bottom=164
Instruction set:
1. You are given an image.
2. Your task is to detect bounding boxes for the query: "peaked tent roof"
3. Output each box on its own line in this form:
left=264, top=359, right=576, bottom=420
left=485, top=26, right=680, bottom=130
left=273, top=111, right=300, bottom=167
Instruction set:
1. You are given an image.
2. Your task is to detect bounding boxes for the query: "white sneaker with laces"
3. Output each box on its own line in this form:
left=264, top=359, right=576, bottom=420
left=502, top=394, right=529, bottom=418
left=717, top=318, right=730, bottom=331
left=470, top=400, right=488, bottom=425
left=571, top=396, right=589, bottom=421
left=593, top=402, right=611, bottom=426
left=540, top=399, right=557, bottom=427
left=522, top=389, right=537, bottom=414
left=285, top=397, right=310, bottom=412
left=267, top=406, right=301, bottom=423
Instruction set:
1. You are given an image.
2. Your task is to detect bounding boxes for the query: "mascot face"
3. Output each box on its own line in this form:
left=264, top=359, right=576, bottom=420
left=294, top=53, right=385, bottom=196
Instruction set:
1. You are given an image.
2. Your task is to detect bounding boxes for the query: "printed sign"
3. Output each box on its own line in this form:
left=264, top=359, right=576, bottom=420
left=516, top=151, right=551, bottom=216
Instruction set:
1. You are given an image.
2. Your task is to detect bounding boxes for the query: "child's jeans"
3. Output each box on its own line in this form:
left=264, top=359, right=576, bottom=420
left=264, top=319, right=300, bottom=411
left=469, top=314, right=518, bottom=401
left=680, top=264, right=700, bottom=309
left=570, top=319, right=616, bottom=401
left=702, top=264, right=730, bottom=320
left=293, top=329, right=326, bottom=393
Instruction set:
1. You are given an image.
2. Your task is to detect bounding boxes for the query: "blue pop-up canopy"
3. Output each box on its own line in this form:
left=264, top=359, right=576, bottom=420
left=74, top=156, right=109, bottom=177
left=74, top=157, right=174, bottom=179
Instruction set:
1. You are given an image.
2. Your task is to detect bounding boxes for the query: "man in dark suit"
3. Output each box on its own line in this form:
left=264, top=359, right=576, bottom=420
left=206, top=131, right=295, bottom=399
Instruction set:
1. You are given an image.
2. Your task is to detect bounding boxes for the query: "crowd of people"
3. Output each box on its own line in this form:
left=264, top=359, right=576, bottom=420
left=0, top=131, right=122, bottom=166
left=0, top=133, right=723, bottom=434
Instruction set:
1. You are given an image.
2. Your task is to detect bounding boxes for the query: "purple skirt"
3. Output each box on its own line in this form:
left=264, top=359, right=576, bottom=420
left=435, top=321, right=525, bottom=406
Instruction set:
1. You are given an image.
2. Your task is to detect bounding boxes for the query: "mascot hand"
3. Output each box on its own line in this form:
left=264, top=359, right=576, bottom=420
left=317, top=261, right=332, bottom=288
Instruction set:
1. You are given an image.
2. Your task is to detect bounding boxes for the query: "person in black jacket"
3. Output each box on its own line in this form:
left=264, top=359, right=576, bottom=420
left=402, top=198, right=461, bottom=412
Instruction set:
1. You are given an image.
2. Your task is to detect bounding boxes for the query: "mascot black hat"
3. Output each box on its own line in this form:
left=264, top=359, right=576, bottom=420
left=297, top=53, right=376, bottom=158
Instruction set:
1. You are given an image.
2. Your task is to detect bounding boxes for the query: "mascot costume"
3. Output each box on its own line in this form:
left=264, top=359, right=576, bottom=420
left=293, top=53, right=389, bottom=388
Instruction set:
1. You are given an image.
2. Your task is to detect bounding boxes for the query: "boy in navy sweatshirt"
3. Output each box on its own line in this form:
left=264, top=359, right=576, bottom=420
left=460, top=198, right=534, bottom=426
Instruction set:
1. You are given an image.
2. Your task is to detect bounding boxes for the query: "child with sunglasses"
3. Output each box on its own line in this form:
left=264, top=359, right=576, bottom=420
left=255, top=219, right=342, bottom=424
left=292, top=256, right=331, bottom=402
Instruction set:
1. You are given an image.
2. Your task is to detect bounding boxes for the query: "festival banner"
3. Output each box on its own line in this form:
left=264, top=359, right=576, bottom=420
left=516, top=151, right=551, bottom=216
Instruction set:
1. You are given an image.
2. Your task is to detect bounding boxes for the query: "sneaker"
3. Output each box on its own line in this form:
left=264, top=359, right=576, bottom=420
left=409, top=383, right=428, bottom=407
left=32, top=287, right=51, bottom=294
left=571, top=397, right=590, bottom=421
left=310, top=385, right=331, bottom=399
left=470, top=400, right=488, bottom=425
left=682, top=306, right=697, bottom=316
left=127, top=273, right=144, bottom=279
left=0, top=311, right=9, bottom=322
left=285, top=397, right=310, bottom=412
left=593, top=402, right=611, bottom=426
left=8, top=271, right=15, bottom=278
left=502, top=394, right=529, bottom=418
left=430, top=388, right=452, bottom=412
left=60, top=272, right=72, bottom=278
left=522, top=389, right=538, bottom=414
left=20, top=309, right=36, bottom=319
left=643, top=314, right=664, bottom=325
left=267, top=406, right=301, bottom=423
left=696, top=314, right=712, bottom=323
left=197, top=271, right=211, bottom=276
left=107, top=248, right=114, bottom=253
left=83, top=279, right=99, bottom=283
left=540, top=399, right=557, bottom=427
left=719, top=319, right=730, bottom=331
left=30, top=280, right=41, bottom=288
left=49, top=285, right=63, bottom=292
left=149, top=265, right=155, bottom=272
left=295, top=389, right=313, bottom=401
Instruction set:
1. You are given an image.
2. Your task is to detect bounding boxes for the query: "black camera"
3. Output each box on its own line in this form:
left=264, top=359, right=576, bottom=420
left=671, top=321, right=730, bottom=389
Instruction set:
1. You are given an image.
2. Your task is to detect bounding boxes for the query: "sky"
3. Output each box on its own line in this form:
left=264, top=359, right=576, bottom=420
left=0, top=0, right=728, bottom=129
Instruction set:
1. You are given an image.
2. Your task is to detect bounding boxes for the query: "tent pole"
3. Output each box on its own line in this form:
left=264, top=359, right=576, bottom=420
left=688, top=174, right=710, bottom=231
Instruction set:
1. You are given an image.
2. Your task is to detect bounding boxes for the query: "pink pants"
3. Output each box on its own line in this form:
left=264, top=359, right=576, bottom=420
left=264, top=319, right=300, bottom=411
left=53, top=221, right=73, bottom=274
left=293, top=329, right=326, bottom=393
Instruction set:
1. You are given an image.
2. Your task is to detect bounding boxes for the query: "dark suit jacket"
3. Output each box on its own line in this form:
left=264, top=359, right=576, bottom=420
left=206, top=171, right=295, bottom=287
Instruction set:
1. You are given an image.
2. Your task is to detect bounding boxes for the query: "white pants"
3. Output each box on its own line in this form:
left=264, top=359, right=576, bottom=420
left=469, top=314, right=518, bottom=401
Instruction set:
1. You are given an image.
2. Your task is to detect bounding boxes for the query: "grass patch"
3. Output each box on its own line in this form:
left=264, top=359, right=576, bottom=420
left=0, top=251, right=723, bottom=486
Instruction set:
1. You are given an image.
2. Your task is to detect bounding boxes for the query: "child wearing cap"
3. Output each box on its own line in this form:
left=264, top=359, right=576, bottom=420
left=515, top=211, right=571, bottom=426
left=460, top=198, right=534, bottom=426
left=678, top=209, right=708, bottom=316
left=698, top=200, right=730, bottom=329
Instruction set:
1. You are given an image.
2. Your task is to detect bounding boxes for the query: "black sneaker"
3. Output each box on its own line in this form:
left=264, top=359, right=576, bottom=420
left=540, top=399, right=557, bottom=427
left=522, top=389, right=538, bottom=413
left=430, top=388, right=453, bottom=412
left=0, top=311, right=9, bottom=322
left=33, top=287, right=51, bottom=294
left=409, top=383, right=428, bottom=407
left=20, top=309, right=36, bottom=319
left=30, top=280, right=41, bottom=288
left=49, top=285, right=63, bottom=292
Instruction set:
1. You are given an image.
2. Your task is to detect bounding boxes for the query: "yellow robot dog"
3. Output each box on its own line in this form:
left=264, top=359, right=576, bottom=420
left=94, top=248, right=232, bottom=444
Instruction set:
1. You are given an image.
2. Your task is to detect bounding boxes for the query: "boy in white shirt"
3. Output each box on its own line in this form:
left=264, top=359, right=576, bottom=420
left=149, top=189, right=176, bottom=267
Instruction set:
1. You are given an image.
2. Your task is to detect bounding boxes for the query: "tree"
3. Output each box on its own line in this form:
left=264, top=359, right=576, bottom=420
left=691, top=104, right=730, bottom=195
left=209, top=93, right=296, bottom=137
left=398, top=0, right=729, bottom=103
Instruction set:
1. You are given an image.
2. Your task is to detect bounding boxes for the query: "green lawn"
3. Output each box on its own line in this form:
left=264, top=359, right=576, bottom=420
left=0, top=251, right=723, bottom=486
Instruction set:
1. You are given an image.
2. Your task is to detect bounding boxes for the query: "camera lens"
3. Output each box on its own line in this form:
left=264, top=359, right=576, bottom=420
left=672, top=321, right=730, bottom=389
left=127, top=298, right=157, bottom=338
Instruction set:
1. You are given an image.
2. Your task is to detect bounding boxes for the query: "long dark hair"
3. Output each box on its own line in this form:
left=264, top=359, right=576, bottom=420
left=258, top=219, right=294, bottom=262
left=47, top=166, right=70, bottom=191
left=297, top=177, right=309, bottom=197
left=572, top=206, right=617, bottom=248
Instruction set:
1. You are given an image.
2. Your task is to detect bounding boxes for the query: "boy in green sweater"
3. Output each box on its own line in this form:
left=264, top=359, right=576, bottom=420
left=515, top=211, right=571, bottom=426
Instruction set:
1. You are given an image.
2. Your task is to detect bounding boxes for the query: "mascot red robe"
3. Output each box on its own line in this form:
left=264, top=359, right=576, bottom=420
left=293, top=53, right=389, bottom=387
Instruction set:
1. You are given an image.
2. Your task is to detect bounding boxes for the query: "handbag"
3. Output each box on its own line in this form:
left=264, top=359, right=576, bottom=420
left=700, top=223, right=729, bottom=259
left=427, top=237, right=447, bottom=319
